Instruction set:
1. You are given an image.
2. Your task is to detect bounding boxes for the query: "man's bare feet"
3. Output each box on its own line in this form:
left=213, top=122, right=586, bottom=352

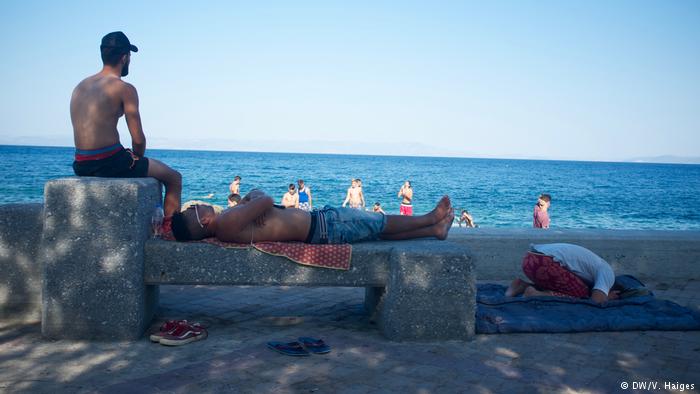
left=505, top=278, right=531, bottom=297
left=434, top=208, right=454, bottom=240
left=523, top=286, right=554, bottom=297
left=429, top=196, right=452, bottom=224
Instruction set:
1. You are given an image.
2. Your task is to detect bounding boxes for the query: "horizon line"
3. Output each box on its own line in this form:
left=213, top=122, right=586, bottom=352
left=2, top=143, right=699, bottom=166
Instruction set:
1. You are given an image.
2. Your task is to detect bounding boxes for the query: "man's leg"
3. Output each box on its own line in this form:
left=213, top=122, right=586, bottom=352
left=521, top=252, right=590, bottom=298
left=381, top=196, right=451, bottom=234
left=523, top=286, right=556, bottom=297
left=380, top=208, right=454, bottom=240
left=147, top=158, right=182, bottom=217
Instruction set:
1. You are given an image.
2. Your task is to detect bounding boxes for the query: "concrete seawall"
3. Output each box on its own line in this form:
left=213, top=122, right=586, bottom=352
left=449, top=228, right=700, bottom=281
left=0, top=203, right=44, bottom=322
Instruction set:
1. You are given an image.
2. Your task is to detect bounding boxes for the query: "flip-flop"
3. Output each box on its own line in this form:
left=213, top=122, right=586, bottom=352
left=298, top=337, right=331, bottom=354
left=267, top=341, right=310, bottom=356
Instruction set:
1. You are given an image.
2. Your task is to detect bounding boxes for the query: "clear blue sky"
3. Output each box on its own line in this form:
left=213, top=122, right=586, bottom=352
left=1, top=1, right=699, bottom=161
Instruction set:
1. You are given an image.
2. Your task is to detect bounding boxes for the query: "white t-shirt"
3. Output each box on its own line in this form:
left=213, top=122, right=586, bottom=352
left=530, top=243, right=615, bottom=295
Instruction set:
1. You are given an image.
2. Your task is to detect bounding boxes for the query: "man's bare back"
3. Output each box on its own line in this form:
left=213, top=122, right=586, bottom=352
left=71, top=74, right=139, bottom=151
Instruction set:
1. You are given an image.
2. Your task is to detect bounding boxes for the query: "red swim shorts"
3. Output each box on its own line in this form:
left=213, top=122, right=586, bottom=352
left=399, top=204, right=413, bottom=216
left=521, top=252, right=590, bottom=298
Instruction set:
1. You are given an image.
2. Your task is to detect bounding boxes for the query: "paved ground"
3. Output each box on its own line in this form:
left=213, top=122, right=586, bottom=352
left=1, top=279, right=699, bottom=394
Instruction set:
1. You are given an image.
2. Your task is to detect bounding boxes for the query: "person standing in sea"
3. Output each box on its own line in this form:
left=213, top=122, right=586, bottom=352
left=533, top=193, right=551, bottom=228
left=281, top=183, right=299, bottom=208
left=70, top=31, right=182, bottom=219
left=397, top=181, right=413, bottom=215
left=458, top=210, right=476, bottom=228
left=229, top=175, right=241, bottom=195
left=297, top=179, right=313, bottom=211
left=343, top=179, right=365, bottom=209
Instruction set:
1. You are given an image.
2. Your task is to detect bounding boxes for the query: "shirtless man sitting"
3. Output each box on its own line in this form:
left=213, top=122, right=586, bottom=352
left=342, top=179, right=365, bottom=209
left=171, top=190, right=454, bottom=244
left=70, top=31, right=182, bottom=217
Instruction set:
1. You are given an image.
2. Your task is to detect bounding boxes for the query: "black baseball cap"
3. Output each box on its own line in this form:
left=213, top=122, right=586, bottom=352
left=100, top=31, right=138, bottom=53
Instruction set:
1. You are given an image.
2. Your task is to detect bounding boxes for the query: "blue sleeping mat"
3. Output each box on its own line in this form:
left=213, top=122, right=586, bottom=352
left=476, top=276, right=700, bottom=334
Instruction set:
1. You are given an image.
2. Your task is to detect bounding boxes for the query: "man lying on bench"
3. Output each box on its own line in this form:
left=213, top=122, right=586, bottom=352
left=171, top=189, right=454, bottom=244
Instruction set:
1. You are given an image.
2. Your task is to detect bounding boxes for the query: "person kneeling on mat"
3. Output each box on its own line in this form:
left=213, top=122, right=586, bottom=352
left=505, top=243, right=620, bottom=304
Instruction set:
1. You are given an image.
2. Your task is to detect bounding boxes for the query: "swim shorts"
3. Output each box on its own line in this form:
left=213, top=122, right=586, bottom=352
left=399, top=204, right=413, bottom=216
left=298, top=202, right=311, bottom=212
left=73, top=144, right=149, bottom=178
left=521, top=252, right=590, bottom=298
left=305, top=206, right=387, bottom=244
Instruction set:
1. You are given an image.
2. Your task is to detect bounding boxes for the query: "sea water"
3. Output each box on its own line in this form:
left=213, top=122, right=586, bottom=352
left=2, top=145, right=699, bottom=230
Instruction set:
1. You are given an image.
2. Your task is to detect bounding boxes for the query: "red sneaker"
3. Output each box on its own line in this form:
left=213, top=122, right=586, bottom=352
left=149, top=319, right=183, bottom=342
left=158, top=321, right=207, bottom=346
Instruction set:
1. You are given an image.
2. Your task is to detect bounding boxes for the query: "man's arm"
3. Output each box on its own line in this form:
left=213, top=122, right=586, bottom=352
left=360, top=190, right=365, bottom=208
left=307, top=187, right=312, bottom=209
left=240, top=189, right=266, bottom=204
left=122, top=83, right=146, bottom=157
left=218, top=193, right=274, bottom=236
left=590, top=268, right=617, bottom=303
left=590, top=289, right=620, bottom=304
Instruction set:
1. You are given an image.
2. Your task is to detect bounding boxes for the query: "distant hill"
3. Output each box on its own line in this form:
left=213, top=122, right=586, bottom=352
left=2, top=134, right=699, bottom=164
left=626, top=155, right=700, bottom=165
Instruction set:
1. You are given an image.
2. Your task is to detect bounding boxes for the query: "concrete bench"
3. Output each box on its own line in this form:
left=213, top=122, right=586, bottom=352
left=39, top=177, right=475, bottom=341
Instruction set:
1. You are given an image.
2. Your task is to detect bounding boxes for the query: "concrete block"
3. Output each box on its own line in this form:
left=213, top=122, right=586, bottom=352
left=379, top=241, right=475, bottom=341
left=364, top=287, right=385, bottom=316
left=144, top=239, right=392, bottom=287
left=0, top=203, right=44, bottom=322
left=40, top=177, right=161, bottom=340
